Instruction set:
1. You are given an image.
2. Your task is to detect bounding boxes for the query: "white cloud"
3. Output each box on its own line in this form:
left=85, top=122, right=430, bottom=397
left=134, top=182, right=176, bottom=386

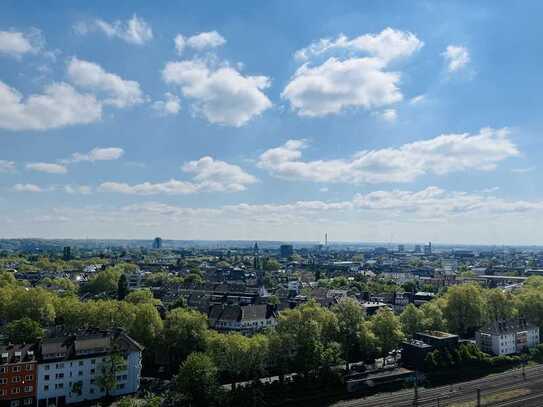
left=442, top=45, right=470, bottom=72
left=152, top=92, right=181, bottom=115
left=378, top=109, right=397, bottom=122
left=26, top=162, right=67, bottom=174
left=64, top=185, right=92, bottom=195
left=0, top=160, right=16, bottom=173
left=0, top=29, right=43, bottom=58
left=182, top=156, right=257, bottom=192
left=163, top=59, right=271, bottom=126
left=67, top=58, right=144, bottom=108
left=258, top=128, right=518, bottom=184
left=283, top=28, right=423, bottom=117
left=295, top=28, right=423, bottom=63
left=68, top=147, right=124, bottom=163
left=75, top=15, right=153, bottom=45
left=0, top=81, right=102, bottom=131
left=175, top=31, right=226, bottom=54
left=100, top=156, right=256, bottom=195
left=409, top=94, right=426, bottom=105
left=13, top=183, right=43, bottom=192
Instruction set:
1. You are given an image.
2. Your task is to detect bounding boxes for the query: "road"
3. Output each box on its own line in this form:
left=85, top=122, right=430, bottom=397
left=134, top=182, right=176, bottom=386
left=332, top=364, right=543, bottom=406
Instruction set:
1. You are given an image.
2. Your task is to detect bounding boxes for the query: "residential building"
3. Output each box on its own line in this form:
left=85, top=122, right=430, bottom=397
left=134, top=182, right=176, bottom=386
left=0, top=344, right=37, bottom=407
left=402, top=331, right=459, bottom=370
left=36, top=330, right=143, bottom=407
left=476, top=318, right=539, bottom=356
left=208, top=304, right=277, bottom=335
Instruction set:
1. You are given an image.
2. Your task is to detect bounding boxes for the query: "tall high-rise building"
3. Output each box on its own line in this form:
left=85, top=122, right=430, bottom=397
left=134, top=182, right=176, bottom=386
left=424, top=242, right=432, bottom=256
left=398, top=244, right=405, bottom=253
left=152, top=237, right=163, bottom=249
left=63, top=246, right=72, bottom=260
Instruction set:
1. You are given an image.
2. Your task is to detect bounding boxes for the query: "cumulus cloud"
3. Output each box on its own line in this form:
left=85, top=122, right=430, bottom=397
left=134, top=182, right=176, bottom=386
left=162, top=59, right=271, bottom=126
left=258, top=128, right=518, bottom=184
left=0, top=160, right=16, bottom=173
left=182, top=156, right=258, bottom=192
left=0, top=29, right=43, bottom=58
left=378, top=109, right=397, bottom=122
left=13, top=183, right=44, bottom=192
left=99, top=156, right=256, bottom=195
left=295, top=28, right=423, bottom=63
left=174, top=31, right=226, bottom=54
left=26, top=162, right=67, bottom=174
left=283, top=28, right=423, bottom=117
left=67, top=147, right=124, bottom=163
left=0, top=81, right=102, bottom=131
left=442, top=45, right=470, bottom=72
left=152, top=92, right=181, bottom=115
left=67, top=58, right=144, bottom=108
left=75, top=15, right=153, bottom=45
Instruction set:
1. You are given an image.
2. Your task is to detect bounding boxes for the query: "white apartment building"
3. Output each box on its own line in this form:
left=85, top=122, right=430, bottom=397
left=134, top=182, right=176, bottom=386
left=476, top=318, right=539, bottom=356
left=36, top=330, right=143, bottom=407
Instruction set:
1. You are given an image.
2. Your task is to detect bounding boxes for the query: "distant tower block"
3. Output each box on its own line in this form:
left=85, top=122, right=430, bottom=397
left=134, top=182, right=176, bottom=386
left=152, top=237, right=163, bottom=249
left=325, top=233, right=328, bottom=246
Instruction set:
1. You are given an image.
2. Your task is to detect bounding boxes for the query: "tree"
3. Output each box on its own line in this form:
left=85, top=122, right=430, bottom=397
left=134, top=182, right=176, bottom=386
left=5, top=318, right=44, bottom=344
left=96, top=352, right=125, bottom=399
left=485, top=289, right=516, bottom=323
left=130, top=303, right=163, bottom=347
left=371, top=308, right=404, bottom=358
left=125, top=288, right=158, bottom=305
left=117, top=274, right=129, bottom=300
left=420, top=301, right=445, bottom=332
left=400, top=304, right=425, bottom=338
left=163, top=308, right=209, bottom=370
left=332, top=298, right=366, bottom=368
left=443, top=284, right=485, bottom=337
left=83, top=267, right=123, bottom=295
left=176, top=352, right=219, bottom=407
left=263, top=258, right=281, bottom=271
left=274, top=300, right=340, bottom=376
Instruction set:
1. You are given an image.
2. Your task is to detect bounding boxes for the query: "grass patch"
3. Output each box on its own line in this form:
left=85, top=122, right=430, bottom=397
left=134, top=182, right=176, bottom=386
left=447, top=387, right=531, bottom=407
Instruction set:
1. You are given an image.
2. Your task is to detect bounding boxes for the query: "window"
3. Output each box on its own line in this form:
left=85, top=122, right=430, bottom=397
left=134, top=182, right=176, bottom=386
left=0, top=378, right=7, bottom=384
left=24, top=399, right=33, bottom=406
left=55, top=373, right=64, bottom=379
left=12, top=366, right=21, bottom=372
left=44, top=375, right=50, bottom=381
left=12, top=376, right=21, bottom=383
left=11, top=387, right=21, bottom=394
left=55, top=383, right=64, bottom=389
left=91, top=359, right=96, bottom=365
left=25, top=375, right=33, bottom=381
left=10, top=401, right=20, bottom=407
left=23, top=386, right=32, bottom=392
left=0, top=367, right=7, bottom=373
left=55, top=363, right=64, bottom=369
left=0, top=389, right=5, bottom=396
left=44, top=365, right=50, bottom=371
left=79, top=361, right=84, bottom=366
left=25, top=364, right=33, bottom=371
left=44, top=385, right=49, bottom=391
left=78, top=371, right=83, bottom=376
left=90, top=369, right=95, bottom=375
left=117, top=383, right=125, bottom=390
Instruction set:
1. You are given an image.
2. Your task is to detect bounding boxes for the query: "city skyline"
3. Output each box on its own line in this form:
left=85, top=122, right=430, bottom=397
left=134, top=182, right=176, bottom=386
left=1, top=1, right=543, bottom=244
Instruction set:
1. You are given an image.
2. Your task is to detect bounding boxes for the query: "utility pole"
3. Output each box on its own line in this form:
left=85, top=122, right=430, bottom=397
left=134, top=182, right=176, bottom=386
left=476, top=388, right=481, bottom=407
left=413, top=371, right=419, bottom=406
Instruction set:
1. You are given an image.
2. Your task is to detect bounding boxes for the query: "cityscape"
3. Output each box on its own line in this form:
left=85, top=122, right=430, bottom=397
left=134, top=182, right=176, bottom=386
left=2, top=1, right=543, bottom=406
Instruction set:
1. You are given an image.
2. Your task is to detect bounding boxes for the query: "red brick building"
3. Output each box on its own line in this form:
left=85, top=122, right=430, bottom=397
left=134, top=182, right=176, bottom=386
left=0, top=345, right=37, bottom=407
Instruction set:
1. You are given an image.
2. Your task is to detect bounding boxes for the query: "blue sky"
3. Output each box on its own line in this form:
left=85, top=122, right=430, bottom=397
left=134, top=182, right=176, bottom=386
left=1, top=0, right=543, bottom=244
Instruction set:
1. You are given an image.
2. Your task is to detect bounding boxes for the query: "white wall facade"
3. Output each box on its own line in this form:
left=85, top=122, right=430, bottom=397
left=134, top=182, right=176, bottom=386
left=36, top=351, right=141, bottom=405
